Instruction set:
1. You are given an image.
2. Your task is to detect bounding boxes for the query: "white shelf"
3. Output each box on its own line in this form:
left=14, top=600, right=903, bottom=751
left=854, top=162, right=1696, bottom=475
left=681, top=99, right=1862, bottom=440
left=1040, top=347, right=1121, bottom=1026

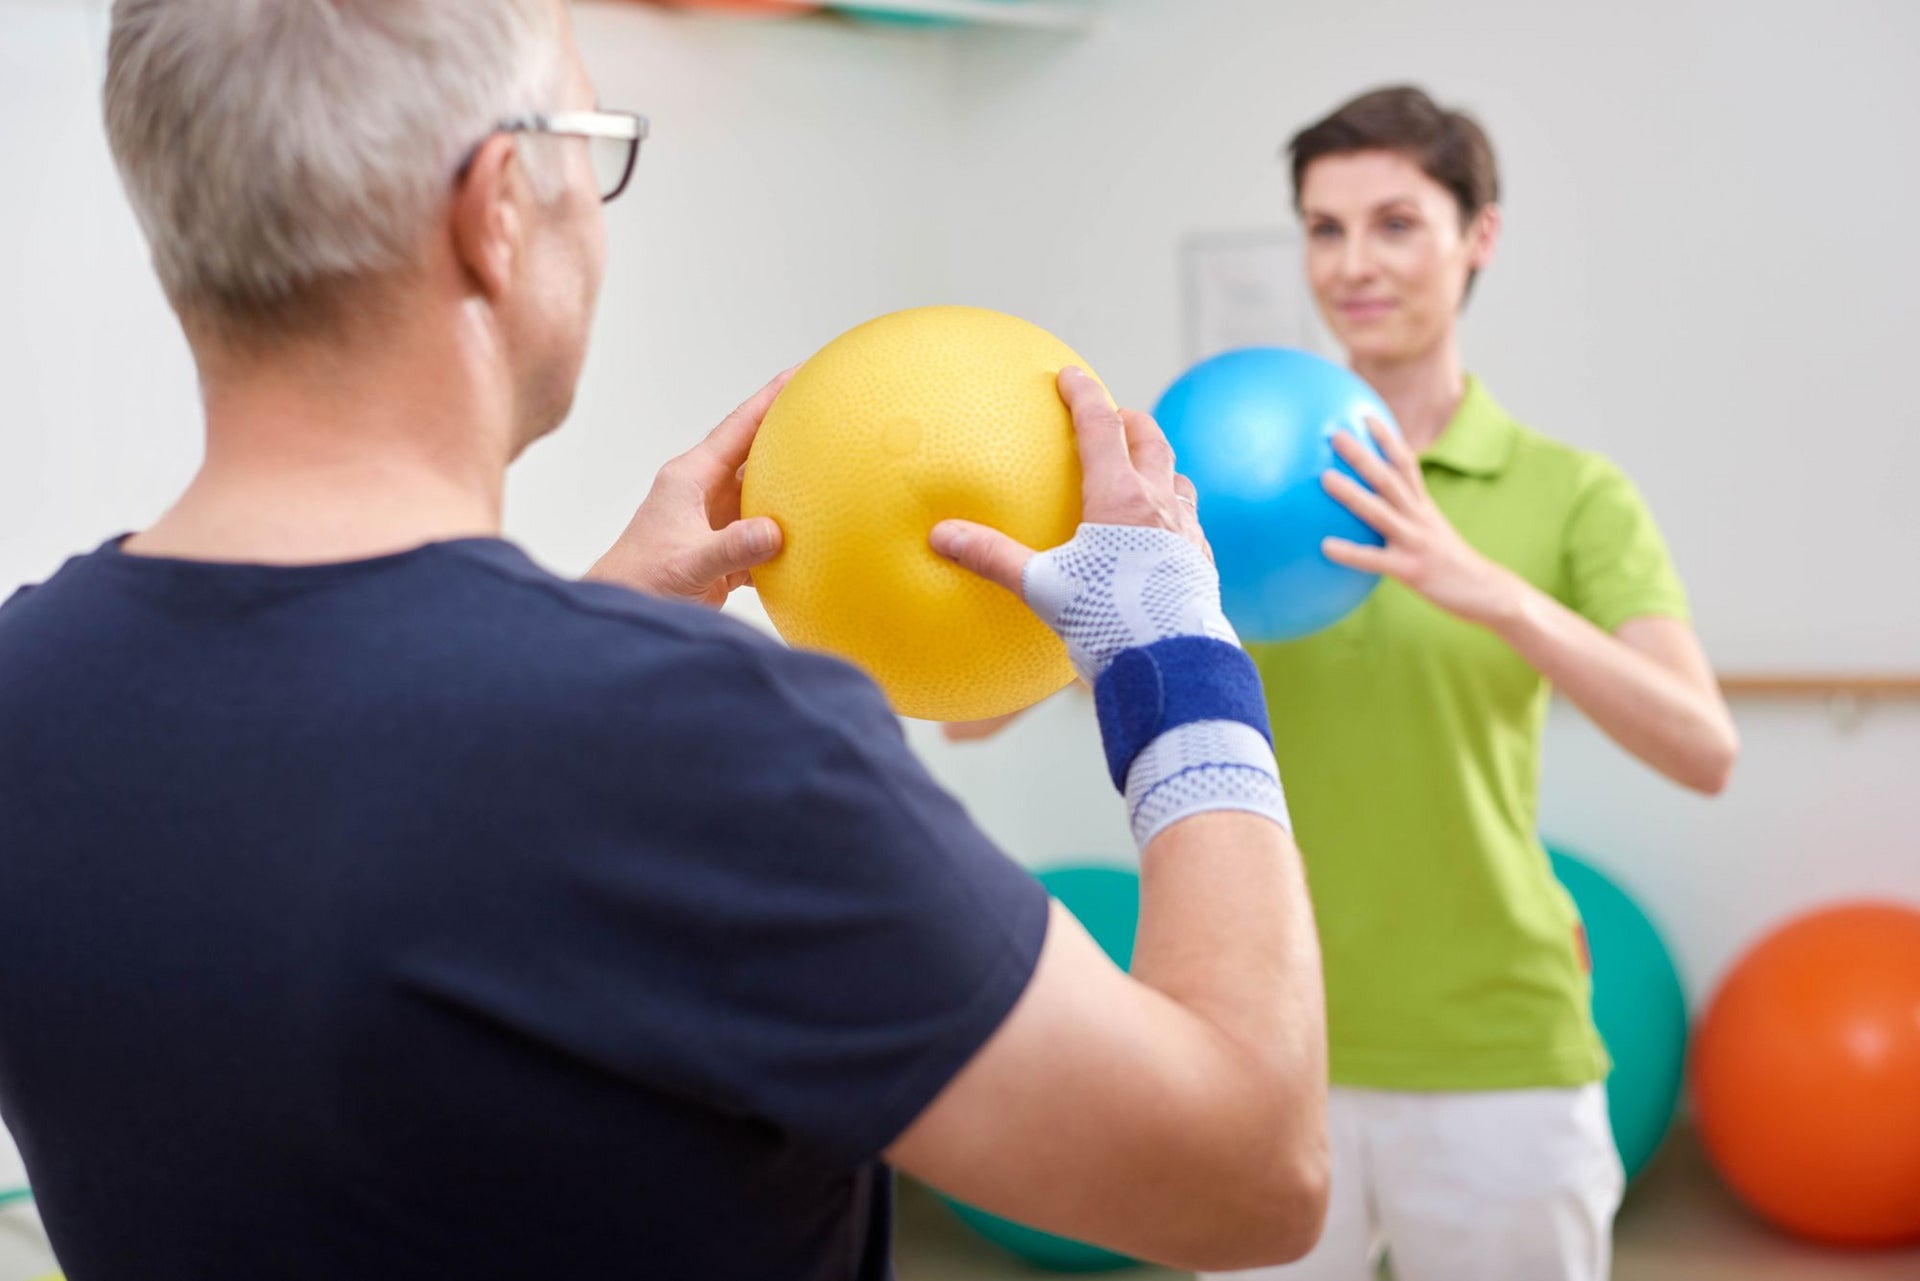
left=822, top=1, right=1097, bottom=32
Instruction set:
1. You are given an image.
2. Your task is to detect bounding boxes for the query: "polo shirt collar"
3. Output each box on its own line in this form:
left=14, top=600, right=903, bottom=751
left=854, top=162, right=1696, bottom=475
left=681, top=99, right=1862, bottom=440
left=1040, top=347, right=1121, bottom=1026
left=1421, top=375, right=1518, bottom=478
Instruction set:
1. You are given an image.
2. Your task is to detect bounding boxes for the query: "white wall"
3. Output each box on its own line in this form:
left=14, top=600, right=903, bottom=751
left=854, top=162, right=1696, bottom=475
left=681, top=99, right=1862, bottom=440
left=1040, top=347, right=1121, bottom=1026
left=909, top=0, right=1920, bottom=1004
left=945, top=0, right=1920, bottom=670
left=1, top=0, right=1916, bottom=1038
left=0, top=2, right=200, bottom=592
left=0, top=0, right=958, bottom=591
left=511, top=3, right=963, bottom=573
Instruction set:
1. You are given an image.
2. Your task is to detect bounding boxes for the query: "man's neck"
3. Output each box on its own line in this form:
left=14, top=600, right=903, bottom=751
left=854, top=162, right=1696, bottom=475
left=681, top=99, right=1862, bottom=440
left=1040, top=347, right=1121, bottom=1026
left=128, top=314, right=514, bottom=565
left=1351, top=335, right=1466, bottom=454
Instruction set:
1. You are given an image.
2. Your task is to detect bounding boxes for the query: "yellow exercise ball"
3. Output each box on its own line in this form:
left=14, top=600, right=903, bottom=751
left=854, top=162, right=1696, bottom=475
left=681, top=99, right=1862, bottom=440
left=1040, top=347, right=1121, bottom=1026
left=742, top=306, right=1095, bottom=721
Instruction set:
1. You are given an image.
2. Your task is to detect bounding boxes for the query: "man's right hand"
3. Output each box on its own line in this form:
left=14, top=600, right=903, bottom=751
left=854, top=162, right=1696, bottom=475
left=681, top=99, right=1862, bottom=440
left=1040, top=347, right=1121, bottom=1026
left=932, top=366, right=1285, bottom=854
left=931, top=368, right=1236, bottom=692
left=929, top=367, right=1209, bottom=596
left=894, top=365, right=1328, bottom=1271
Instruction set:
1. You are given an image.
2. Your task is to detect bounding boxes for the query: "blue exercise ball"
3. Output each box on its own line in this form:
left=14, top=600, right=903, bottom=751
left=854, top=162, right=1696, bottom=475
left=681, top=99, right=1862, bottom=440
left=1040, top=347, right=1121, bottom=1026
left=1153, top=347, right=1397, bottom=642
left=1548, top=845, right=1689, bottom=1181
left=937, top=864, right=1141, bottom=1272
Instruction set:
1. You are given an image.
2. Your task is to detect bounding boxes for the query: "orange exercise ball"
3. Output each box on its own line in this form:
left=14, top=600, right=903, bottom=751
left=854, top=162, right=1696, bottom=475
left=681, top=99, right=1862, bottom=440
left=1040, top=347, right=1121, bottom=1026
left=1692, top=902, right=1920, bottom=1247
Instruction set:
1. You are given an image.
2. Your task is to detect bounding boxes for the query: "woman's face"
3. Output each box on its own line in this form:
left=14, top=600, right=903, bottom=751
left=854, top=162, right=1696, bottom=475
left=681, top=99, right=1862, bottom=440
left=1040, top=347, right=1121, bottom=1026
left=1299, top=149, right=1498, bottom=366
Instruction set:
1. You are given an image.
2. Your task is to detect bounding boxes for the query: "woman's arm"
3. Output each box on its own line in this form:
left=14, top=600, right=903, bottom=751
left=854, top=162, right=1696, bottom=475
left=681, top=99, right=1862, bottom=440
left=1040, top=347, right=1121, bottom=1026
left=942, top=705, right=1038, bottom=742
left=1322, top=425, right=1738, bottom=795
left=1487, top=594, right=1737, bottom=794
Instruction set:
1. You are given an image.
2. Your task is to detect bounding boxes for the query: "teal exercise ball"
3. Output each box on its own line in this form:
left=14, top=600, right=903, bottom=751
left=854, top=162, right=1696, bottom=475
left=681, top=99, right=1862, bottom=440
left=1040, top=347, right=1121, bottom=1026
left=1034, top=865, right=1138, bottom=969
left=1548, top=845, right=1688, bottom=1180
left=1153, top=347, right=1398, bottom=642
left=937, top=864, right=1141, bottom=1272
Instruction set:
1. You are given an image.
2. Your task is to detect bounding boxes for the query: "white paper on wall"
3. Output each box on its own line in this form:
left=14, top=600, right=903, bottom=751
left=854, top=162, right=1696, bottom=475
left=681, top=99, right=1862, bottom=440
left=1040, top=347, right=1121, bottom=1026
left=1182, top=228, right=1336, bottom=364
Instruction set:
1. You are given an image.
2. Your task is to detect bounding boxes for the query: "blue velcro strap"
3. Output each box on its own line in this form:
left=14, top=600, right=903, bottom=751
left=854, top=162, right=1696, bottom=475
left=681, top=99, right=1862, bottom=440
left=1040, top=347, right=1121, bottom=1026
left=1092, top=636, right=1273, bottom=791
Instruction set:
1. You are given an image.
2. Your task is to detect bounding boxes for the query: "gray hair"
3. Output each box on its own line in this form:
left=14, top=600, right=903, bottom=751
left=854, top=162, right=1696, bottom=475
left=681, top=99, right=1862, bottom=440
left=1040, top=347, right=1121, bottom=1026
left=104, top=0, right=566, bottom=345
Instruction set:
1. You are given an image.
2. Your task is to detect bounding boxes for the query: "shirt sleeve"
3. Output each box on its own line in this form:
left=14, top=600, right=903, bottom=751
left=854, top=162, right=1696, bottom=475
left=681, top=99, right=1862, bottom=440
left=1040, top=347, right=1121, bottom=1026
left=463, top=624, right=1055, bottom=1169
left=1561, top=455, right=1691, bottom=633
left=680, top=643, right=1051, bottom=1163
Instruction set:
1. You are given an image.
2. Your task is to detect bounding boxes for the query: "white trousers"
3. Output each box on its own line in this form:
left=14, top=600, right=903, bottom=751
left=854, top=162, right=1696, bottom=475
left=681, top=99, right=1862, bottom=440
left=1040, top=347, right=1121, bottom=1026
left=1205, top=1084, right=1623, bottom=1281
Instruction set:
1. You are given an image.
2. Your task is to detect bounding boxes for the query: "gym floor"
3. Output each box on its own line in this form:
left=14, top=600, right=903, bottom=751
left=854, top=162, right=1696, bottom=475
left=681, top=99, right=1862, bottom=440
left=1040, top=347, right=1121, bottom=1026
left=2, top=1123, right=1914, bottom=1280
left=893, top=1122, right=1920, bottom=1280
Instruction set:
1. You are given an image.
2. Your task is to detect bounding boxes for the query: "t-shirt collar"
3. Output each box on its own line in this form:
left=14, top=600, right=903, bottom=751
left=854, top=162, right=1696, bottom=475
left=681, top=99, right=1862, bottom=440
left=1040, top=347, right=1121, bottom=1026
left=1420, top=375, right=1518, bottom=478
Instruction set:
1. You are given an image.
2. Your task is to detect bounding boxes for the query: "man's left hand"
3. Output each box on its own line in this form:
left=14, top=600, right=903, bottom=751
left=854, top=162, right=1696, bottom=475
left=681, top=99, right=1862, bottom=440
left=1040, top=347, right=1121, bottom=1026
left=587, top=369, right=793, bottom=608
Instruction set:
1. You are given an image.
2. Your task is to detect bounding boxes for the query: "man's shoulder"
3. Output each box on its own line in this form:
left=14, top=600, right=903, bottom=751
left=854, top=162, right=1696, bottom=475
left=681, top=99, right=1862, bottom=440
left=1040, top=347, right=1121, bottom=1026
left=436, top=538, right=771, bottom=654
left=431, top=540, right=889, bottom=736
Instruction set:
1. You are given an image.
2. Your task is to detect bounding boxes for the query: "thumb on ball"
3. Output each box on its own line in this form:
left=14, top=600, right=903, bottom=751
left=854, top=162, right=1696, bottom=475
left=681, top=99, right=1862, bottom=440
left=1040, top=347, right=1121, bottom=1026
left=690, top=517, right=782, bottom=585
left=930, top=519, right=1033, bottom=595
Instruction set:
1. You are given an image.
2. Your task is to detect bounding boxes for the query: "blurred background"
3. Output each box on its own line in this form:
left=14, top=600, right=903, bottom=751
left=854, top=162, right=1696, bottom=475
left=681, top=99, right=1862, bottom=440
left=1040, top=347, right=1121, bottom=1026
left=2, top=1, right=1916, bottom=1277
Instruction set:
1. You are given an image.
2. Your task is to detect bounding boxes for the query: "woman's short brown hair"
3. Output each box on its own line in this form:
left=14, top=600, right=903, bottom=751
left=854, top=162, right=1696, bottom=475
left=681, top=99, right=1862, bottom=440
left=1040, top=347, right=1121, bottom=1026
left=1287, top=85, right=1499, bottom=225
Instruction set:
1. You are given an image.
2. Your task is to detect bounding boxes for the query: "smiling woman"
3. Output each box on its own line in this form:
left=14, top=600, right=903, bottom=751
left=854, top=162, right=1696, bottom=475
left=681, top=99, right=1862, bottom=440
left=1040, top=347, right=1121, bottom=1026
left=1202, top=85, right=1741, bottom=1281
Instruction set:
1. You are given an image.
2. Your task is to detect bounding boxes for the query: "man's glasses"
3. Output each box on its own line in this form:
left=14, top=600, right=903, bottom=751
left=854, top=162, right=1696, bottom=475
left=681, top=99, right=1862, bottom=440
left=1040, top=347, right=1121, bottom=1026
left=480, top=110, right=649, bottom=204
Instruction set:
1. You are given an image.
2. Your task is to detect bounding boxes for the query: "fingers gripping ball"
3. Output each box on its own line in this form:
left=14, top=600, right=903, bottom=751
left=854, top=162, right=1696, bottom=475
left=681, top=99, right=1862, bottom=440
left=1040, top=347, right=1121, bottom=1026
left=1153, top=347, right=1398, bottom=642
left=741, top=307, right=1093, bottom=720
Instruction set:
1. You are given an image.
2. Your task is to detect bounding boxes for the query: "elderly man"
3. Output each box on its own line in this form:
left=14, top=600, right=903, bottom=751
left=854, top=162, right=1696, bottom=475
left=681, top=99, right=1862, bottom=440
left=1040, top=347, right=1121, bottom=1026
left=0, top=3, right=1326, bottom=1278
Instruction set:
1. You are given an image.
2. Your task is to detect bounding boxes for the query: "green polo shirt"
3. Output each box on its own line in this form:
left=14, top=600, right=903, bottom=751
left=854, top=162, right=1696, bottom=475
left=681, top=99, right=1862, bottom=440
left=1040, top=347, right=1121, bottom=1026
left=1249, top=376, right=1689, bottom=1091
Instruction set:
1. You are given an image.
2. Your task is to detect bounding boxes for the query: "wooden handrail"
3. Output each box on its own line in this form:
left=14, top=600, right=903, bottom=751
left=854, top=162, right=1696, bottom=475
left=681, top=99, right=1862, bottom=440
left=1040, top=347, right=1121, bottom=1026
left=1716, top=674, right=1920, bottom=698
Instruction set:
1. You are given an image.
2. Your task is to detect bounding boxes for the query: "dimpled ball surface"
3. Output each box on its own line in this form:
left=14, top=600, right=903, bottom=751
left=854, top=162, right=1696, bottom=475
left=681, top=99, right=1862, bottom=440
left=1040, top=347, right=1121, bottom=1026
left=742, top=306, right=1090, bottom=721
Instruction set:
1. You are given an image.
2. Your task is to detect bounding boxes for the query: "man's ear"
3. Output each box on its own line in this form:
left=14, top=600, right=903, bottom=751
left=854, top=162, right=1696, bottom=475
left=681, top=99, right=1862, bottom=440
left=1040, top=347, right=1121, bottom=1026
left=451, top=133, right=524, bottom=303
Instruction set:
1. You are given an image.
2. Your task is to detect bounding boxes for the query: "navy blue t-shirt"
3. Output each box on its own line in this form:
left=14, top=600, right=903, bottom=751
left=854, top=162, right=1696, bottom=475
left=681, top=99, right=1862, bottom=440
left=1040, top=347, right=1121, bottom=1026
left=0, top=537, right=1049, bottom=1280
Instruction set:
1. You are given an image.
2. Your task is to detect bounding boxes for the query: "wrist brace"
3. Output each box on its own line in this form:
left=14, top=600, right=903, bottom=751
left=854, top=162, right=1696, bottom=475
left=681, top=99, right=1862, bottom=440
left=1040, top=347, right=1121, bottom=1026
left=1021, top=524, right=1289, bottom=847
